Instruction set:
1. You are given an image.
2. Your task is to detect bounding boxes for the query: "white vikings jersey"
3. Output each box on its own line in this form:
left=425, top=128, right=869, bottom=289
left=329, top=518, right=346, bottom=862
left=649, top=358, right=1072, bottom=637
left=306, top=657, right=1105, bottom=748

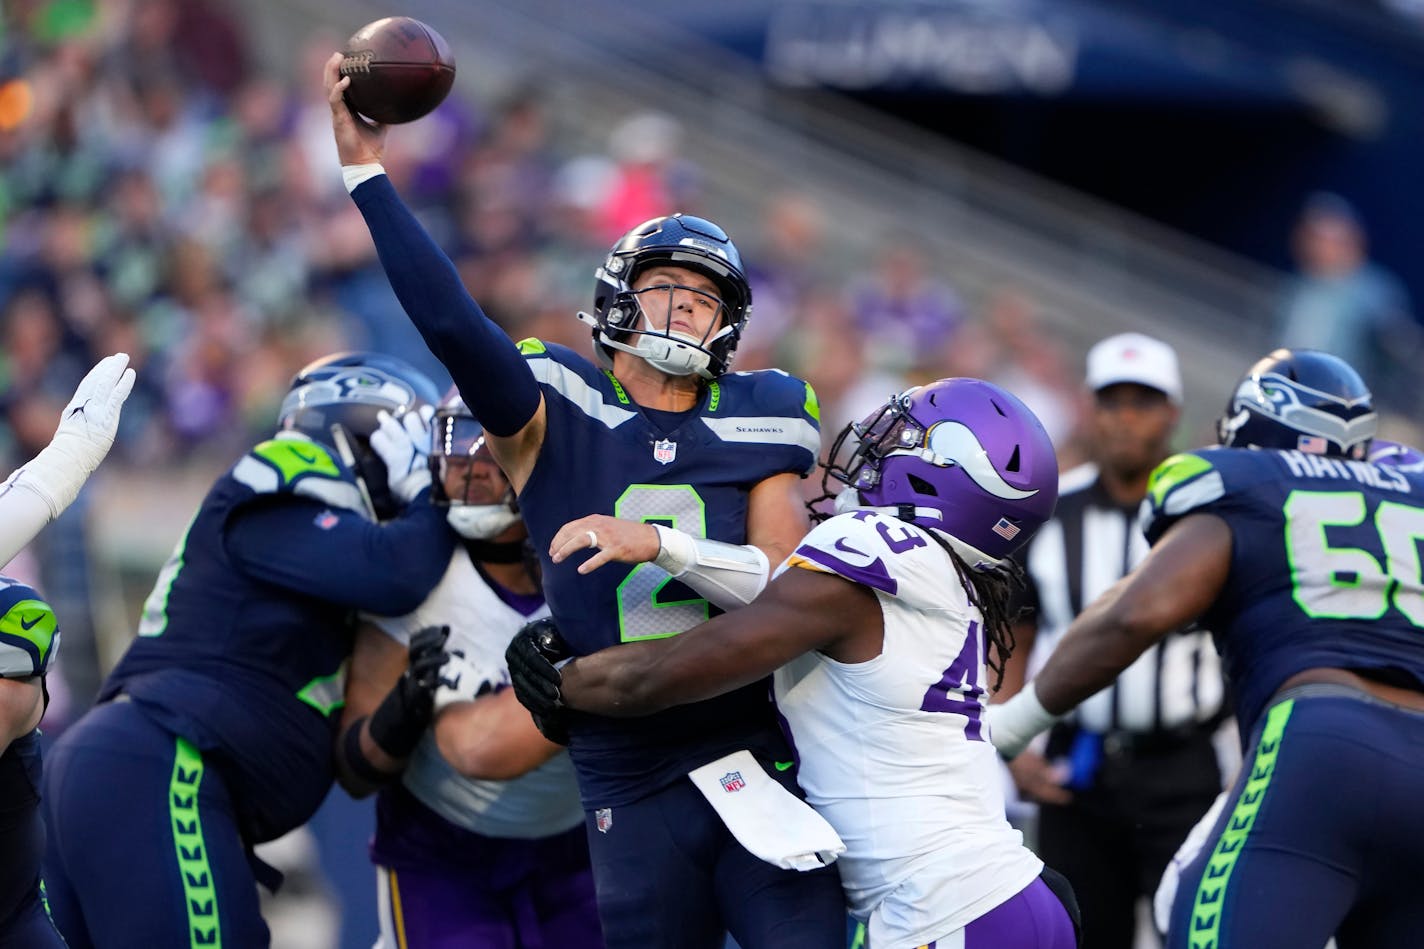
left=366, top=550, right=583, bottom=838
left=775, top=511, right=1042, bottom=947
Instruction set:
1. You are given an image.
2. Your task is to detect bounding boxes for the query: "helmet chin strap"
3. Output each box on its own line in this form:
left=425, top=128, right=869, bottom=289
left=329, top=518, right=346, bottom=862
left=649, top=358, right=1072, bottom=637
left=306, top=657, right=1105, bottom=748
left=585, top=308, right=734, bottom=380
left=446, top=504, right=520, bottom=540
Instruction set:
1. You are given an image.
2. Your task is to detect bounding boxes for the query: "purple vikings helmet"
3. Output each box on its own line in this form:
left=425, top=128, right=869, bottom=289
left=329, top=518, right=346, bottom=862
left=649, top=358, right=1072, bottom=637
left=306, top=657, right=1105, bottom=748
left=1217, top=349, right=1376, bottom=459
left=825, top=378, right=1059, bottom=565
left=1369, top=439, right=1424, bottom=473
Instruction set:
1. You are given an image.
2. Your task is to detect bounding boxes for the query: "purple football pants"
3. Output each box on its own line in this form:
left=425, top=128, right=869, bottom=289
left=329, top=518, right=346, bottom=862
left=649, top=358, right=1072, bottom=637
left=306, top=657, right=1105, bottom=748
left=371, top=784, right=603, bottom=949
left=920, top=874, right=1078, bottom=949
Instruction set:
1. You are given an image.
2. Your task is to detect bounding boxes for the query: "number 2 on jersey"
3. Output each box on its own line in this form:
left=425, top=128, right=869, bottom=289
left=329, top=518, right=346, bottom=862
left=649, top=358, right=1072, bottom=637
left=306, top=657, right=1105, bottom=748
left=1284, top=489, right=1424, bottom=625
left=614, top=484, right=710, bottom=642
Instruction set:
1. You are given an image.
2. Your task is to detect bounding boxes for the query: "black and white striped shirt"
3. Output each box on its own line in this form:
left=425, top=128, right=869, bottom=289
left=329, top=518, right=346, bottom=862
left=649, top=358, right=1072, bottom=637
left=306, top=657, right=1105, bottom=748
left=1019, top=464, right=1225, bottom=735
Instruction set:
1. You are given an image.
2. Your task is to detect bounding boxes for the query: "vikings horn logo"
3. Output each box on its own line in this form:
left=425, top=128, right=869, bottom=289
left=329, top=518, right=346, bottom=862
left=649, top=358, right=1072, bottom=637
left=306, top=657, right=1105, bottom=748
left=921, top=421, right=1039, bottom=501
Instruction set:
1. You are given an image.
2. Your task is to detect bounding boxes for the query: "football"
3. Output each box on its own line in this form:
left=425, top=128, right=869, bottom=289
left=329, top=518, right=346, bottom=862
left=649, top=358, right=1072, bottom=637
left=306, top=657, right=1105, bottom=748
left=340, top=17, right=456, bottom=125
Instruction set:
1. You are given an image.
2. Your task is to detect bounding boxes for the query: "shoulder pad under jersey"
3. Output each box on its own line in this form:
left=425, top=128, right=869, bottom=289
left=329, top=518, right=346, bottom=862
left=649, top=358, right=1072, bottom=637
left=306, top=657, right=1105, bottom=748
left=230, top=434, right=371, bottom=516
left=0, top=577, right=58, bottom=678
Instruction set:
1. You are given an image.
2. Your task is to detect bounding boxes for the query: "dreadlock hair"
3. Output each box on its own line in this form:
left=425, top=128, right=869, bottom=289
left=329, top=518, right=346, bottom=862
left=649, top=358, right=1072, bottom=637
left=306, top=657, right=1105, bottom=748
left=924, top=530, right=1027, bottom=693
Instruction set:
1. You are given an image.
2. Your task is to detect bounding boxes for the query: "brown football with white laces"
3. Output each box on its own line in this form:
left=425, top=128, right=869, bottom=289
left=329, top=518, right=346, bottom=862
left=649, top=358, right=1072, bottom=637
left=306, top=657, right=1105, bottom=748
left=340, top=16, right=455, bottom=125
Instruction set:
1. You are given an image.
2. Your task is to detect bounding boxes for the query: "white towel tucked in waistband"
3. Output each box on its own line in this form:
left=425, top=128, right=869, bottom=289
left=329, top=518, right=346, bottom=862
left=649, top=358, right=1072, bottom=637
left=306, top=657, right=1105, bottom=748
left=688, top=750, right=845, bottom=872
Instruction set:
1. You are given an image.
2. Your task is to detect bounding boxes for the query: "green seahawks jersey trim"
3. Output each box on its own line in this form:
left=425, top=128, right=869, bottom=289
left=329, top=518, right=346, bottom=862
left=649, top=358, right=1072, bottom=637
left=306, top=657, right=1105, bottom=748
left=604, top=370, right=632, bottom=406
left=1148, top=453, right=1215, bottom=508
left=515, top=337, right=547, bottom=356
left=232, top=437, right=368, bottom=514
left=0, top=596, right=57, bottom=676
left=1148, top=452, right=1226, bottom=518
left=1191, top=699, right=1294, bottom=947
left=138, top=516, right=196, bottom=638
left=251, top=438, right=341, bottom=484
left=296, top=660, right=348, bottom=717
left=803, top=381, right=821, bottom=424
left=170, top=738, right=222, bottom=948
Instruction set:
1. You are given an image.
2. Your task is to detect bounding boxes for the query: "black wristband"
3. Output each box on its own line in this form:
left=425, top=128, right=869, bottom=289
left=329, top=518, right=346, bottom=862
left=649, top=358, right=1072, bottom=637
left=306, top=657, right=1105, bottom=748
left=340, top=717, right=398, bottom=787
left=367, top=682, right=433, bottom=759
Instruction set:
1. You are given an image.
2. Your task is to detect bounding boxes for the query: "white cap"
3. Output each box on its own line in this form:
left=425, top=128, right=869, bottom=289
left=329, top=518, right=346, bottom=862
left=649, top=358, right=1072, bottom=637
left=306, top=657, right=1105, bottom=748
left=1085, top=332, right=1182, bottom=405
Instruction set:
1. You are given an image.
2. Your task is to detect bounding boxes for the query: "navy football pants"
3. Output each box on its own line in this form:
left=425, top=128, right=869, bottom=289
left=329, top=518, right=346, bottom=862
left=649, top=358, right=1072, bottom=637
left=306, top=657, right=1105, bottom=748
left=1168, top=687, right=1424, bottom=949
left=583, top=762, right=846, bottom=949
left=41, top=700, right=270, bottom=948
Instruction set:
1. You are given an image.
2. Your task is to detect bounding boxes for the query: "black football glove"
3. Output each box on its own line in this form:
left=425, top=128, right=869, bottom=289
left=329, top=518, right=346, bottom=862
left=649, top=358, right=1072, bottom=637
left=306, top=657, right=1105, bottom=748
left=506, top=617, right=571, bottom=745
left=368, top=624, right=450, bottom=759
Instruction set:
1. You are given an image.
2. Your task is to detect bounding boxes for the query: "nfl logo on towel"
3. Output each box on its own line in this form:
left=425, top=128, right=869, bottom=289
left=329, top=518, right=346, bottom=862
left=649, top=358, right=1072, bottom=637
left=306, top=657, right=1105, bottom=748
left=992, top=518, right=1020, bottom=541
left=720, top=771, right=746, bottom=793
left=595, top=808, right=613, bottom=833
left=653, top=439, right=677, bottom=465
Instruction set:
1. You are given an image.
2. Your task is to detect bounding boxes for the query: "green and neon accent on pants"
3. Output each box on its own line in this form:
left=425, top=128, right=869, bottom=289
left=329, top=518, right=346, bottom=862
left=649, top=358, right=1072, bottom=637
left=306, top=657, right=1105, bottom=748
left=171, top=738, right=221, bottom=948
left=1188, top=700, right=1294, bottom=949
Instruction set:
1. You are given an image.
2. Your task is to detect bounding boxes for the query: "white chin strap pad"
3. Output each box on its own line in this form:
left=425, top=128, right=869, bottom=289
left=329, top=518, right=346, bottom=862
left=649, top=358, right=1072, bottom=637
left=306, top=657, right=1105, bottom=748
left=652, top=525, right=770, bottom=609
left=446, top=504, right=521, bottom=540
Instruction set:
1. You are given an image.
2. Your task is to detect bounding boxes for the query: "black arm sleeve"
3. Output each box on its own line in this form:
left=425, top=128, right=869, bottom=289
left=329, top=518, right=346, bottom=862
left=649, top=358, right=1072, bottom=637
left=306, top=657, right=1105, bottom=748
left=350, top=174, right=541, bottom=437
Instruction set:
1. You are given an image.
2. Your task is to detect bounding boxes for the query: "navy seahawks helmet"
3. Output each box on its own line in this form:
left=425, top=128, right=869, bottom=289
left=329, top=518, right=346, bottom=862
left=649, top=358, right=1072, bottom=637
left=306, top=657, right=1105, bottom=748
left=279, top=352, right=439, bottom=517
left=582, top=213, right=751, bottom=379
left=1217, top=349, right=1376, bottom=459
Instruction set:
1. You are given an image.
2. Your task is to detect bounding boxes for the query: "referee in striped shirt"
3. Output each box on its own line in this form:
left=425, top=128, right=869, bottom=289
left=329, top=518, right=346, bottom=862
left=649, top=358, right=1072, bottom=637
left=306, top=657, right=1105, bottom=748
left=997, top=333, right=1227, bottom=949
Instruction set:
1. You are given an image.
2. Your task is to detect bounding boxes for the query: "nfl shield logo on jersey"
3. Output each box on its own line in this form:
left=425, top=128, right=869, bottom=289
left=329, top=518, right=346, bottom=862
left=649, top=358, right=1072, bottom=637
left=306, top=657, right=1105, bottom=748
left=595, top=808, right=613, bottom=833
left=653, top=438, right=677, bottom=465
left=720, top=771, right=746, bottom=793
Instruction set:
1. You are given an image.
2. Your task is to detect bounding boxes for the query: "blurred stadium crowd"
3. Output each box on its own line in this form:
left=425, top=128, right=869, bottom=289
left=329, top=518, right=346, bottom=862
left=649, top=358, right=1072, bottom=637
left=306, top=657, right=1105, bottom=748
left=0, top=0, right=1107, bottom=702
left=1, top=1, right=1418, bottom=946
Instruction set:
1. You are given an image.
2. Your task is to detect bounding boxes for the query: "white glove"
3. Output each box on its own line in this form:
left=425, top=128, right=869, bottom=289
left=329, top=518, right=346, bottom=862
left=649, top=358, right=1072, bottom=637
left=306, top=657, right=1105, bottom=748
left=370, top=405, right=434, bottom=504
left=6, top=353, right=135, bottom=514
left=984, top=683, right=1061, bottom=760
left=433, top=648, right=507, bottom=713
left=0, top=353, right=136, bottom=569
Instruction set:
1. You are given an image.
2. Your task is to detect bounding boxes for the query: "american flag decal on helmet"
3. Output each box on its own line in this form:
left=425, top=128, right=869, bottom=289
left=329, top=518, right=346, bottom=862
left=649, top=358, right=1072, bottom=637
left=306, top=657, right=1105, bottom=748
left=992, top=518, right=1020, bottom=541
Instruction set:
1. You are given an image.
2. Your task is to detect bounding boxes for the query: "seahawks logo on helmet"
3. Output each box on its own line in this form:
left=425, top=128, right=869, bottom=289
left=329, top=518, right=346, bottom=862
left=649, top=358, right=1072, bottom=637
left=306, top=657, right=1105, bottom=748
left=1218, top=350, right=1376, bottom=460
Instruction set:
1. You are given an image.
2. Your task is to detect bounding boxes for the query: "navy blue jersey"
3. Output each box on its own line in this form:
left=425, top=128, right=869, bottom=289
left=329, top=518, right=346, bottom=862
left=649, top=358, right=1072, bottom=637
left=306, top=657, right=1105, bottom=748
left=518, top=340, right=820, bottom=805
left=100, top=435, right=454, bottom=841
left=349, top=174, right=821, bottom=805
left=1144, top=446, right=1424, bottom=741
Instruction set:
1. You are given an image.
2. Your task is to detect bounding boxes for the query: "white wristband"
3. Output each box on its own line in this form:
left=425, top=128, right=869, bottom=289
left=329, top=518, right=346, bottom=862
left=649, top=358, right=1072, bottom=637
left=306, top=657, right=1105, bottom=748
left=985, top=682, right=1060, bottom=760
left=652, top=525, right=769, bottom=610
left=342, top=163, right=387, bottom=194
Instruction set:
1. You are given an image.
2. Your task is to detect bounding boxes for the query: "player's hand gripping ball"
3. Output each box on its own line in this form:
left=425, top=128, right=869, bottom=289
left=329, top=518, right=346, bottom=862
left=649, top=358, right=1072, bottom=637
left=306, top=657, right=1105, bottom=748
left=340, top=16, right=455, bottom=125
